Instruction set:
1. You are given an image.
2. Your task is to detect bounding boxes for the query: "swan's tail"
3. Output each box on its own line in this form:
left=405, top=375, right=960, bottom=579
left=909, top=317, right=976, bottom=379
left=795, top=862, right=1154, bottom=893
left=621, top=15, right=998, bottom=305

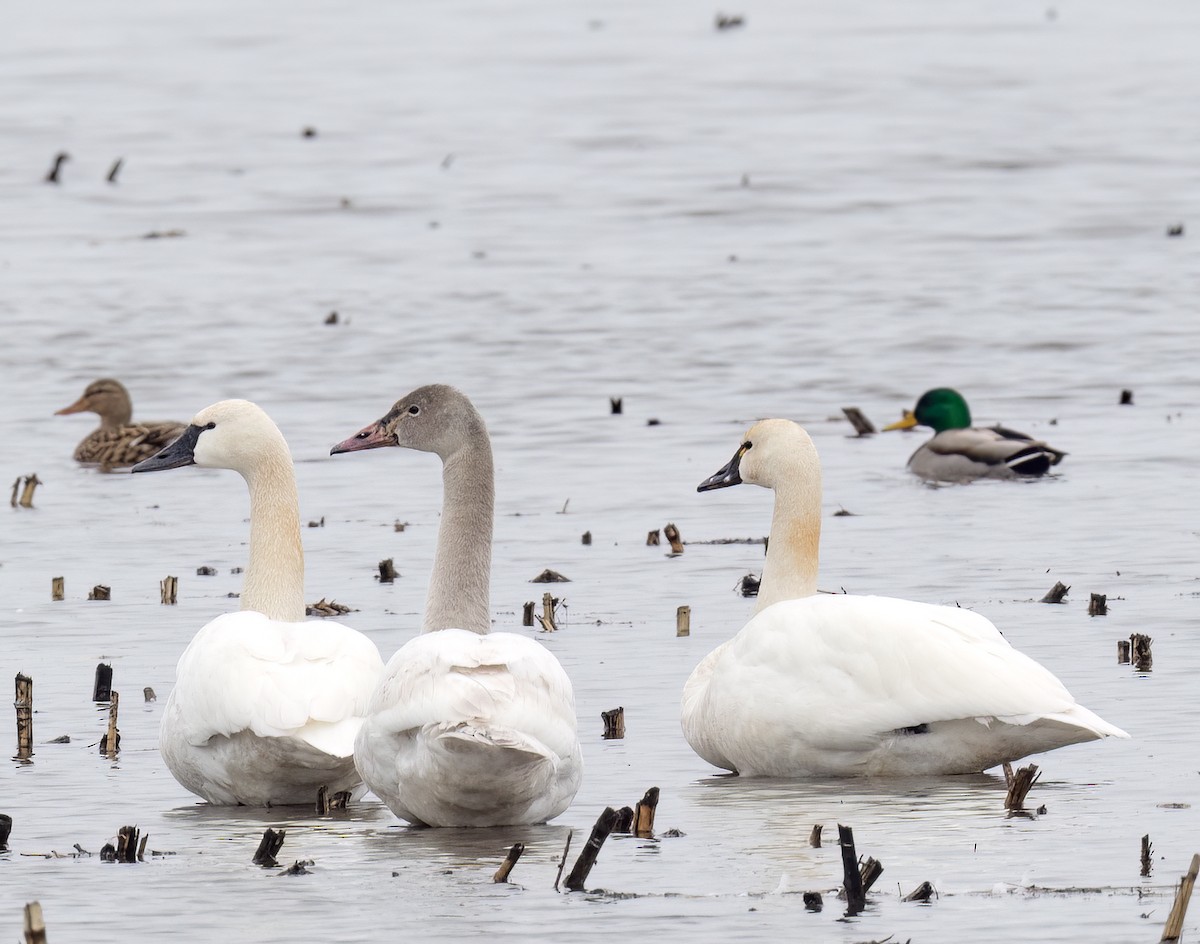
left=415, top=721, right=560, bottom=810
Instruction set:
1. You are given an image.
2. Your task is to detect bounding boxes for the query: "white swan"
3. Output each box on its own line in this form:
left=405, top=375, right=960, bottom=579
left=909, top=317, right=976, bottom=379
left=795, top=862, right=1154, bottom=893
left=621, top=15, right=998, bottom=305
left=331, top=384, right=582, bottom=827
left=132, top=400, right=384, bottom=805
left=682, top=419, right=1128, bottom=777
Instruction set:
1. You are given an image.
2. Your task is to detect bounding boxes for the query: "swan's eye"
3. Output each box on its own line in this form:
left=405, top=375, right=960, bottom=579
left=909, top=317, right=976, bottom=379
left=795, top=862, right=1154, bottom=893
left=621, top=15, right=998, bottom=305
left=204, top=422, right=216, bottom=430
left=741, top=441, right=752, bottom=451
left=355, top=430, right=371, bottom=440
left=408, top=405, right=420, bottom=415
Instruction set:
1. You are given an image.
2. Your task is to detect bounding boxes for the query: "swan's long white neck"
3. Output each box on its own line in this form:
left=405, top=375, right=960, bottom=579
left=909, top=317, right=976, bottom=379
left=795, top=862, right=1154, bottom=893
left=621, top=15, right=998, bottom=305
left=755, top=440, right=822, bottom=613
left=240, top=451, right=306, bottom=623
left=423, top=433, right=493, bottom=634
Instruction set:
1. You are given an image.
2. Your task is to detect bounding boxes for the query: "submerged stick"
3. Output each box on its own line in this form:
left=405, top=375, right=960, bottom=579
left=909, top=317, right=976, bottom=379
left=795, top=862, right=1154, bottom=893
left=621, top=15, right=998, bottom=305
left=24, top=902, right=47, bottom=944
left=160, top=575, right=178, bottom=605
left=633, top=787, right=660, bottom=838
left=15, top=673, right=33, bottom=760
left=1142, top=834, right=1153, bottom=877
left=1131, top=634, right=1153, bottom=671
left=838, top=824, right=865, bottom=915
left=1004, top=763, right=1040, bottom=810
left=253, top=828, right=286, bottom=867
left=564, top=807, right=619, bottom=891
left=581, top=531, right=592, bottom=545
left=100, top=691, right=120, bottom=756
left=377, top=558, right=396, bottom=583
left=841, top=407, right=876, bottom=436
left=809, top=824, right=823, bottom=848
left=522, top=601, right=534, bottom=627
left=676, top=605, right=690, bottom=637
left=1088, top=593, right=1108, bottom=616
left=1040, top=581, right=1070, bottom=604
left=553, top=831, right=573, bottom=892
left=492, top=843, right=525, bottom=883
left=93, top=664, right=113, bottom=702
left=1117, top=639, right=1131, bottom=664
left=601, top=707, right=625, bottom=739
left=1161, top=853, right=1200, bottom=942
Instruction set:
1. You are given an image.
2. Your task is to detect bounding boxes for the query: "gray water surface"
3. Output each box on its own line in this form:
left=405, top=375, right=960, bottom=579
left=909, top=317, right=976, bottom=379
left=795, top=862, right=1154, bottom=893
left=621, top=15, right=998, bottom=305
left=2, top=0, right=1198, bottom=940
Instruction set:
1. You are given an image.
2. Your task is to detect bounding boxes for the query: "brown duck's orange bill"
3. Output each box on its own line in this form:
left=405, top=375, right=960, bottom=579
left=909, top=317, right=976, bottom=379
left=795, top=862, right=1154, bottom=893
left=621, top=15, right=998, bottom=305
left=54, top=396, right=89, bottom=415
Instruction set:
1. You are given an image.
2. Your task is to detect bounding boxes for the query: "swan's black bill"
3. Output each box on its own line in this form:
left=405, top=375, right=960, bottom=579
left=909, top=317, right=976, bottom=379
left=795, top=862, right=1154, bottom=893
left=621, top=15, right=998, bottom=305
left=131, top=424, right=203, bottom=473
left=698, top=444, right=747, bottom=492
left=330, top=420, right=393, bottom=455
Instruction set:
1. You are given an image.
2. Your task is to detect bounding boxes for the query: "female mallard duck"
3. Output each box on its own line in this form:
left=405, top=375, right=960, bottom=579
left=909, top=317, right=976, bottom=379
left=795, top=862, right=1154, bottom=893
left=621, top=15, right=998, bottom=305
left=132, top=400, right=384, bottom=806
left=682, top=419, right=1125, bottom=777
left=331, top=385, right=582, bottom=827
left=56, top=378, right=186, bottom=470
left=883, top=387, right=1065, bottom=482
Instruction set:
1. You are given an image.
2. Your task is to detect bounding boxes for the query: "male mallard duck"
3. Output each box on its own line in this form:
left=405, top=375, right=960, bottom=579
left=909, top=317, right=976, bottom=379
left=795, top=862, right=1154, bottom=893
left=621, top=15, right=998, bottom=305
left=132, top=400, right=384, bottom=805
left=883, top=387, right=1065, bottom=482
left=682, top=419, right=1125, bottom=777
left=56, top=378, right=186, bottom=470
left=331, top=385, right=582, bottom=827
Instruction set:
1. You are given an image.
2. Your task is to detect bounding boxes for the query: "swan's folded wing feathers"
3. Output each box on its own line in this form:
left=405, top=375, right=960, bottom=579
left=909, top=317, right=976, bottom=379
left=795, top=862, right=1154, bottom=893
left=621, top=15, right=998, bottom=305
left=171, top=612, right=379, bottom=750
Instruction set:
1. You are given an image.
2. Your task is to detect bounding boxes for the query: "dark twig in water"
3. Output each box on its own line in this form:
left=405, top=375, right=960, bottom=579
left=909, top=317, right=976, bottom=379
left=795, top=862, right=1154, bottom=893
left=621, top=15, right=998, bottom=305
left=492, top=843, right=525, bottom=883
left=1142, top=835, right=1154, bottom=877
left=838, top=824, right=865, bottom=915
left=1131, top=634, right=1153, bottom=671
left=809, top=824, right=823, bottom=848
left=842, top=407, right=876, bottom=436
left=254, top=828, right=286, bottom=868
left=1088, top=593, right=1108, bottom=616
left=1003, top=762, right=1041, bottom=811
left=1040, top=581, right=1070, bottom=604
left=93, top=663, right=113, bottom=702
left=904, top=881, right=937, bottom=902
left=564, top=808, right=620, bottom=891
left=1161, top=854, right=1200, bottom=942
left=601, top=707, right=625, bottom=739
left=633, top=787, right=660, bottom=838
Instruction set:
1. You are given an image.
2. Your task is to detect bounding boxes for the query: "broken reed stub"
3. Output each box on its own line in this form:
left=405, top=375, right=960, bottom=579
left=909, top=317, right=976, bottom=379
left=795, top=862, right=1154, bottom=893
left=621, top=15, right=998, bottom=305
left=1131, top=634, right=1153, bottom=671
left=613, top=807, right=635, bottom=833
left=535, top=593, right=559, bottom=632
left=809, top=824, right=823, bottom=848
left=51, top=577, right=64, bottom=602
left=1142, top=834, right=1154, bottom=878
left=100, top=691, right=120, bottom=756
left=88, top=585, right=111, bottom=601
left=676, top=605, right=691, bottom=637
left=521, top=601, right=535, bottom=626
left=254, top=828, right=286, bottom=867
left=492, top=842, right=525, bottom=883
left=15, top=673, right=34, bottom=760
left=24, top=902, right=47, bottom=944
left=378, top=558, right=396, bottom=583
left=93, top=663, right=113, bottom=702
left=802, top=892, right=823, bottom=912
left=1088, top=593, right=1108, bottom=616
left=196, top=565, right=217, bottom=576
left=633, top=786, right=660, bottom=838
left=1161, top=853, right=1200, bottom=943
left=316, top=786, right=351, bottom=815
left=737, top=573, right=761, bottom=597
left=530, top=568, right=570, bottom=583
left=646, top=529, right=660, bottom=546
left=564, top=807, right=620, bottom=891
left=1040, top=581, right=1070, bottom=604
left=1003, top=762, right=1040, bottom=810
left=903, top=881, right=936, bottom=902
left=581, top=530, right=592, bottom=546
left=841, top=407, right=876, bottom=436
left=113, top=825, right=140, bottom=863
left=610, top=397, right=622, bottom=415
left=1118, top=639, right=1131, bottom=663
left=1120, top=389, right=1134, bottom=405
left=161, top=575, right=178, bottom=605
left=143, top=687, right=156, bottom=703
left=14, top=474, right=41, bottom=508
left=0, top=813, right=13, bottom=849
left=663, top=523, right=684, bottom=555
left=601, top=707, right=625, bottom=739
left=838, top=824, right=865, bottom=916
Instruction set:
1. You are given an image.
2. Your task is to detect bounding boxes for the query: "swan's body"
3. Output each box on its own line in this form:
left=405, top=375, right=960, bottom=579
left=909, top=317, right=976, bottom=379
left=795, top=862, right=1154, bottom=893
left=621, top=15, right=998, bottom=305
left=332, top=384, right=582, bottom=827
left=684, top=419, right=1125, bottom=777
left=884, top=388, right=1065, bottom=482
left=57, top=378, right=186, bottom=470
left=133, top=400, right=383, bottom=805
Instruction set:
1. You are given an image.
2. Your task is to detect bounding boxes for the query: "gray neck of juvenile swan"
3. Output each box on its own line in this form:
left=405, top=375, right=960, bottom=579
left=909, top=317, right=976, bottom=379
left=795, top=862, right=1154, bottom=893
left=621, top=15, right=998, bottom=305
left=240, top=450, right=306, bottom=623
left=423, top=432, right=494, bottom=634
left=755, top=452, right=822, bottom=613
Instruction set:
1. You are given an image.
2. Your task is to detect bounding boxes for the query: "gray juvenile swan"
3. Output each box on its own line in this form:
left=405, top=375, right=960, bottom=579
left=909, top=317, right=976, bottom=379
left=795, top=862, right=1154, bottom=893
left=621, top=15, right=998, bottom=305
left=133, top=400, right=384, bottom=805
left=683, top=419, right=1126, bottom=777
left=331, top=384, right=582, bottom=827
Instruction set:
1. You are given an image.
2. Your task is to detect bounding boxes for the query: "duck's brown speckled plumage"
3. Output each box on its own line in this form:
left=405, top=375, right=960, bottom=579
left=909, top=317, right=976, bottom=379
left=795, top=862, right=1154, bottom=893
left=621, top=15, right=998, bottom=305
left=56, top=378, right=186, bottom=471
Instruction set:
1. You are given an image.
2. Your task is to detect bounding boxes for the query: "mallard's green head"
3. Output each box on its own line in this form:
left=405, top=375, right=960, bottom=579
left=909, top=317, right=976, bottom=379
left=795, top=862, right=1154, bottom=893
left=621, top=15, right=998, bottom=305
left=884, top=388, right=973, bottom=433
left=911, top=388, right=971, bottom=431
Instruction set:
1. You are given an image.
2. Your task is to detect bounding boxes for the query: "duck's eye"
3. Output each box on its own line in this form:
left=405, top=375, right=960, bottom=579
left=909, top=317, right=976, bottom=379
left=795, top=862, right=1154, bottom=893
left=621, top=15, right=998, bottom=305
left=408, top=405, right=420, bottom=415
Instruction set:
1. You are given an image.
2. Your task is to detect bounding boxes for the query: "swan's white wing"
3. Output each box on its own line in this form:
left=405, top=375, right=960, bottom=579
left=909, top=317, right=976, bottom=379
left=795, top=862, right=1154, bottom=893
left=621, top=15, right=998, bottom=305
left=684, top=594, right=1126, bottom=774
left=171, top=611, right=384, bottom=757
left=369, top=629, right=578, bottom=756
